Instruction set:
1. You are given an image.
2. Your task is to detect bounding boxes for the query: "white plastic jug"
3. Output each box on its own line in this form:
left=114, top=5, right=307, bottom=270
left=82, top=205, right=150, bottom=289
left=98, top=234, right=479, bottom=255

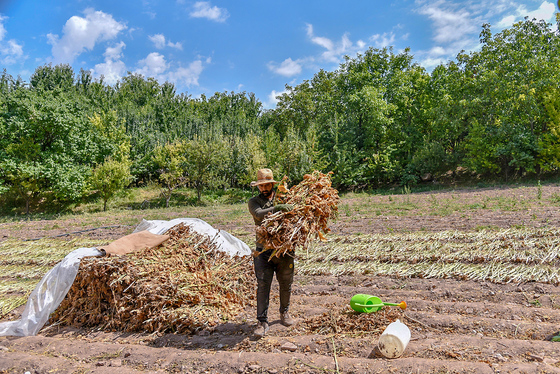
left=377, top=319, right=411, bottom=358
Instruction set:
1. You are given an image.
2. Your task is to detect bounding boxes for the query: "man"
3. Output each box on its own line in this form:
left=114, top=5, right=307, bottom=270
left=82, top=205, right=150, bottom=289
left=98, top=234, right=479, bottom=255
left=248, top=168, right=294, bottom=338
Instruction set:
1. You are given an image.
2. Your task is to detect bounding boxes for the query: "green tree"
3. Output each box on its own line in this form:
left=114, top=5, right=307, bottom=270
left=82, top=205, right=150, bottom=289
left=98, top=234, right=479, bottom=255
left=30, top=63, right=75, bottom=91
left=152, top=141, right=188, bottom=207
left=540, top=87, right=560, bottom=171
left=184, top=136, right=228, bottom=203
left=223, top=135, right=248, bottom=188
left=203, top=91, right=262, bottom=137
left=412, top=62, right=466, bottom=178
left=0, top=85, right=92, bottom=209
left=89, top=157, right=132, bottom=211
left=0, top=159, right=43, bottom=214
left=458, top=18, right=560, bottom=178
left=271, top=46, right=431, bottom=188
left=87, top=110, right=133, bottom=210
left=89, top=110, right=131, bottom=163
left=237, top=132, right=266, bottom=187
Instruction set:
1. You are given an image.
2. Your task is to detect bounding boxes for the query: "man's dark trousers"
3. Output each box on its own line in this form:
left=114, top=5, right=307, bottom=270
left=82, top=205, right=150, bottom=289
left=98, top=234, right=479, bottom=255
left=253, top=248, right=294, bottom=323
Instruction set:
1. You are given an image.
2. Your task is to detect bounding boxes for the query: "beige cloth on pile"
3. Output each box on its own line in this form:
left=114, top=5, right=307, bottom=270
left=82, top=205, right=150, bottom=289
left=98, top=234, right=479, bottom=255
left=98, top=230, right=170, bottom=255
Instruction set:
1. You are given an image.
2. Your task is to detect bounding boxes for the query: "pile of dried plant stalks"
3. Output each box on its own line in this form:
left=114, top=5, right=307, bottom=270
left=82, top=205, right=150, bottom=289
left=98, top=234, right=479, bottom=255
left=257, top=171, right=339, bottom=258
left=50, top=224, right=254, bottom=334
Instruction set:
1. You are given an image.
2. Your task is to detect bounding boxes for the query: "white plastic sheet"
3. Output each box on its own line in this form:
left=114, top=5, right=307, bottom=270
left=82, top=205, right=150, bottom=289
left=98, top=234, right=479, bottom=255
left=0, top=218, right=250, bottom=337
left=0, top=247, right=104, bottom=337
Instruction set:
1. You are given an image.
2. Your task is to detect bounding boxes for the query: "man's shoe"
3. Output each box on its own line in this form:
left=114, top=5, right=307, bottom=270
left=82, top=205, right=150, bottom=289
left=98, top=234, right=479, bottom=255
left=280, top=312, right=294, bottom=327
left=254, top=321, right=269, bottom=338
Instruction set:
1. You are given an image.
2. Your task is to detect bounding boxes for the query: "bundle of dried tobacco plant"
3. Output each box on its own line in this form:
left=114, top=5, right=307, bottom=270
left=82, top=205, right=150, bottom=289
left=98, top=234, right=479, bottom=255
left=256, top=171, right=339, bottom=258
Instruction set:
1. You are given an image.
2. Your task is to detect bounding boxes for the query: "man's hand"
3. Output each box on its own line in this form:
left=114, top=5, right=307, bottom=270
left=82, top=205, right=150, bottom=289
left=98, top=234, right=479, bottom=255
left=274, top=204, right=294, bottom=212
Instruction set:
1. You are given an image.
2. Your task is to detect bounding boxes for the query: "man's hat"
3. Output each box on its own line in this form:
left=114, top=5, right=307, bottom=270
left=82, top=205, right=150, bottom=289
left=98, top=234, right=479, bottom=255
left=251, top=168, right=278, bottom=186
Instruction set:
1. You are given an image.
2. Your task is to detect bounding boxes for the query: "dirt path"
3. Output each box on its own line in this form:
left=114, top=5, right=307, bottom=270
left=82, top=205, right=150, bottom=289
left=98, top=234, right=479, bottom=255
left=2, top=184, right=560, bottom=373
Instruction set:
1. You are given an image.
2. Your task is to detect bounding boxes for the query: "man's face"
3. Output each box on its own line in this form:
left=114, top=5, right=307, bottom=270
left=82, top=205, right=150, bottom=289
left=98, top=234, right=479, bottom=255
left=258, top=183, right=274, bottom=198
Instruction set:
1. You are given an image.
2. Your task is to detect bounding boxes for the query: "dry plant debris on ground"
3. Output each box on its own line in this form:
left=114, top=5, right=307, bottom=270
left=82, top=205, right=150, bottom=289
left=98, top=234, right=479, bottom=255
left=300, top=304, right=406, bottom=335
left=257, top=171, right=340, bottom=258
left=50, top=223, right=255, bottom=334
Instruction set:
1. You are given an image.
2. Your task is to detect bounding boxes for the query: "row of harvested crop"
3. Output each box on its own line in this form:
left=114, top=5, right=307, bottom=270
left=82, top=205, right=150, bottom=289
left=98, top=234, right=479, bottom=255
left=305, top=228, right=560, bottom=267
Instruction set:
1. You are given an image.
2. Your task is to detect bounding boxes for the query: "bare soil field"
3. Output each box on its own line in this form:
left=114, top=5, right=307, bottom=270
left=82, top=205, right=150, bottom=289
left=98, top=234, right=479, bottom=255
left=2, top=184, right=560, bottom=373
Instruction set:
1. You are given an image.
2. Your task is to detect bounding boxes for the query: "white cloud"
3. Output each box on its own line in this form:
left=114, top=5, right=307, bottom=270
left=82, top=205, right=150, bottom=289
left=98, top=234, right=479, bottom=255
left=2, top=39, right=23, bottom=57
left=418, top=56, right=448, bottom=71
left=0, top=15, right=6, bottom=41
left=190, top=2, right=229, bottom=22
left=306, top=24, right=334, bottom=50
left=306, top=23, right=366, bottom=63
left=526, top=1, right=556, bottom=22
left=93, top=59, right=126, bottom=85
left=168, top=41, right=183, bottom=50
left=48, top=8, right=126, bottom=63
left=149, top=34, right=183, bottom=50
left=497, top=14, right=517, bottom=28
left=428, top=46, right=447, bottom=56
left=416, top=36, right=480, bottom=72
left=268, top=23, right=373, bottom=79
left=422, top=0, right=534, bottom=47
left=132, top=52, right=208, bottom=88
left=267, top=58, right=302, bottom=77
left=168, top=60, right=205, bottom=86
left=91, top=42, right=126, bottom=85
left=0, top=15, right=25, bottom=65
left=0, top=40, right=24, bottom=65
left=136, top=52, right=168, bottom=76
left=498, top=1, right=556, bottom=27
left=418, top=2, right=478, bottom=44
left=417, top=0, right=556, bottom=56
left=91, top=42, right=207, bottom=88
left=104, top=41, right=125, bottom=60
left=413, top=0, right=498, bottom=72
left=149, top=34, right=166, bottom=49
left=369, top=32, right=396, bottom=49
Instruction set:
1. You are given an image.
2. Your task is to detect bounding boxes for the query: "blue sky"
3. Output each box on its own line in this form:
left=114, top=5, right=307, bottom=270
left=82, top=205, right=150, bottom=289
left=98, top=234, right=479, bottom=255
left=0, top=1, right=557, bottom=108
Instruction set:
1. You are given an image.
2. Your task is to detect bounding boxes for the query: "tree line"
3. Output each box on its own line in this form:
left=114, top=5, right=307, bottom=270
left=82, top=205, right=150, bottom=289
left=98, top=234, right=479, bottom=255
left=0, top=17, right=559, bottom=213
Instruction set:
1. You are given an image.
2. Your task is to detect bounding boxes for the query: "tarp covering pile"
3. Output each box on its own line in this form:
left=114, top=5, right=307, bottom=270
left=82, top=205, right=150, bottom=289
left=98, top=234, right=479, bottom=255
left=257, top=171, right=339, bottom=258
left=50, top=223, right=254, bottom=334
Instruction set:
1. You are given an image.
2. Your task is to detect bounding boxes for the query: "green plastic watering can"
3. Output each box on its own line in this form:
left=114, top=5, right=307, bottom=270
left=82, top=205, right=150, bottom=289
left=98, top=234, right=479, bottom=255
left=350, top=294, right=407, bottom=313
